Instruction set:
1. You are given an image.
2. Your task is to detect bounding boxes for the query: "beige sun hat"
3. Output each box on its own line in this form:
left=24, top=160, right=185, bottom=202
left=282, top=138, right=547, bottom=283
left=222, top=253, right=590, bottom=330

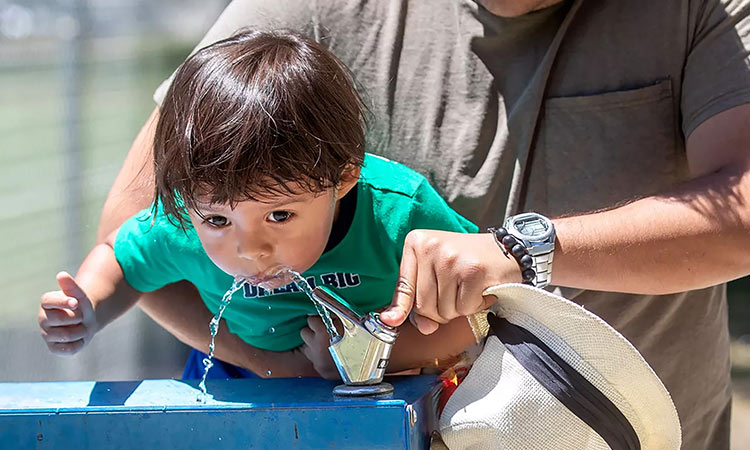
left=438, top=283, right=681, bottom=450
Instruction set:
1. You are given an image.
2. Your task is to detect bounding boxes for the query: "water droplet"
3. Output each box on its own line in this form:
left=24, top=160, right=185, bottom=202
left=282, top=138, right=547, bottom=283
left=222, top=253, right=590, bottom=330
left=267, top=305, right=272, bottom=310
left=266, top=370, right=272, bottom=376
left=268, top=327, right=276, bottom=334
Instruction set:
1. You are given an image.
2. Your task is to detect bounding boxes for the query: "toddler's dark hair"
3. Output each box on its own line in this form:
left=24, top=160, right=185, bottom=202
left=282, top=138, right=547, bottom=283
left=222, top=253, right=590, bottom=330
left=153, top=29, right=367, bottom=227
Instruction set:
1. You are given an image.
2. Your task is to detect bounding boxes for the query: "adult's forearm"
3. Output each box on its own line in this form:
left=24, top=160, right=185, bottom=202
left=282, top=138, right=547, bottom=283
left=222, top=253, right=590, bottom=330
left=137, top=281, right=318, bottom=377
left=97, top=107, right=159, bottom=243
left=552, top=159, right=750, bottom=294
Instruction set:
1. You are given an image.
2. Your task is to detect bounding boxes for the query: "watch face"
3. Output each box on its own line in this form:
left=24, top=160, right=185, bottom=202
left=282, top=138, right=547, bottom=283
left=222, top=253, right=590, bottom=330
left=513, top=216, right=552, bottom=239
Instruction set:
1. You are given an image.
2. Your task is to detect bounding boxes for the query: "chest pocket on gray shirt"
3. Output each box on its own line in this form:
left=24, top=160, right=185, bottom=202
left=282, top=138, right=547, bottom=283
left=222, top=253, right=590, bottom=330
left=528, top=78, right=686, bottom=217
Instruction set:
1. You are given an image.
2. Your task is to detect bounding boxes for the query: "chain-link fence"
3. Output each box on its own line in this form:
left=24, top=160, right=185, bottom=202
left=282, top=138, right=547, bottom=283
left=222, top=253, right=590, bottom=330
left=0, top=0, right=228, bottom=381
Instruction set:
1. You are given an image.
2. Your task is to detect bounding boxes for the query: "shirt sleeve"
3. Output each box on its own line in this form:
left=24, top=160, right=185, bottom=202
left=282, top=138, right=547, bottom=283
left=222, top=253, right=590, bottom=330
left=113, top=208, right=189, bottom=292
left=153, top=0, right=318, bottom=106
left=403, top=179, right=480, bottom=239
left=682, top=0, right=750, bottom=136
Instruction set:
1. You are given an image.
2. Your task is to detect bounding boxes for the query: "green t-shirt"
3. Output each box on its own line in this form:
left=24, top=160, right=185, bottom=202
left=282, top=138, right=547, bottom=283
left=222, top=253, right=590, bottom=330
left=114, top=154, right=477, bottom=351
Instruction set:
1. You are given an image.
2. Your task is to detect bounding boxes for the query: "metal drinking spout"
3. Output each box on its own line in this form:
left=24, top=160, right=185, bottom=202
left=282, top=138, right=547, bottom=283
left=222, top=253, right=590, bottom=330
left=311, top=286, right=363, bottom=329
left=311, top=286, right=399, bottom=388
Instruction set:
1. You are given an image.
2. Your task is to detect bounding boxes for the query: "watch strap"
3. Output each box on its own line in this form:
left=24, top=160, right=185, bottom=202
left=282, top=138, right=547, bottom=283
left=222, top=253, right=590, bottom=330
left=532, top=250, right=553, bottom=288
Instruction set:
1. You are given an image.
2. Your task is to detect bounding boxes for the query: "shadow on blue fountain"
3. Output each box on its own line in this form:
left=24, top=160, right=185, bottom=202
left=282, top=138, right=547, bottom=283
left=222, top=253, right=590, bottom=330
left=0, top=375, right=439, bottom=449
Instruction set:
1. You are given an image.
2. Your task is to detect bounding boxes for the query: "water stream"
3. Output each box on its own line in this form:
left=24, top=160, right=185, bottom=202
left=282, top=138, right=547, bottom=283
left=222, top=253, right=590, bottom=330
left=197, top=269, right=340, bottom=401
left=197, top=277, right=247, bottom=402
left=288, top=270, right=339, bottom=339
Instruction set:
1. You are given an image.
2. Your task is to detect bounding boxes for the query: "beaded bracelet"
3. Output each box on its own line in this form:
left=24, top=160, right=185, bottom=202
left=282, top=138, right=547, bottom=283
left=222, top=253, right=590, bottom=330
left=487, top=227, right=536, bottom=285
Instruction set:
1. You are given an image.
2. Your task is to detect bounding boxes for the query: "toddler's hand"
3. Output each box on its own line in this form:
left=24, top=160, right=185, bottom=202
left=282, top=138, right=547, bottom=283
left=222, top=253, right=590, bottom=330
left=38, top=272, right=97, bottom=356
left=300, top=316, right=339, bottom=380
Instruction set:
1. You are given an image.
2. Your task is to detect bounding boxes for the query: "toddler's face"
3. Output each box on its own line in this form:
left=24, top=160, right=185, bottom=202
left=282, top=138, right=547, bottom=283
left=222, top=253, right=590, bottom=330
left=188, top=176, right=357, bottom=289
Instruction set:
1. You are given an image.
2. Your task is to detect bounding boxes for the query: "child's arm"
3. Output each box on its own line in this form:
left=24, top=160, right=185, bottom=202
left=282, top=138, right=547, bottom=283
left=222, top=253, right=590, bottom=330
left=300, top=315, right=477, bottom=377
left=386, top=316, right=477, bottom=372
left=38, top=232, right=141, bottom=355
left=137, top=279, right=320, bottom=378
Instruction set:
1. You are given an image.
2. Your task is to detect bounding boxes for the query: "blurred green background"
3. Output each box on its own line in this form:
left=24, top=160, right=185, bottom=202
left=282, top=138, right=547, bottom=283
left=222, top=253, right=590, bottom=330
left=0, top=1, right=748, bottom=448
left=0, top=0, right=227, bottom=382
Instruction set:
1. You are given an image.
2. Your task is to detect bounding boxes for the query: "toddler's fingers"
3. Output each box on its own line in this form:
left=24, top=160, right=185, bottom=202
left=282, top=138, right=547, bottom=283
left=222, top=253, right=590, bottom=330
left=307, top=316, right=344, bottom=337
left=41, top=324, right=87, bottom=343
left=38, top=307, right=81, bottom=329
left=55, top=272, right=87, bottom=303
left=306, top=316, right=326, bottom=334
left=41, top=291, right=78, bottom=310
left=46, top=339, right=85, bottom=356
left=300, top=326, right=314, bottom=347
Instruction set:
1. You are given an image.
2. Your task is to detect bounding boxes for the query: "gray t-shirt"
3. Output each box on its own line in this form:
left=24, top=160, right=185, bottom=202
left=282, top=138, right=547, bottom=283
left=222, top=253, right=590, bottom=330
left=155, top=1, right=750, bottom=448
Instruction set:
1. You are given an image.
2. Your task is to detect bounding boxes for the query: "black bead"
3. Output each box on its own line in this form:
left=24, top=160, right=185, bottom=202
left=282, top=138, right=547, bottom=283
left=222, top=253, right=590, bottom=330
left=511, top=244, right=526, bottom=258
left=501, top=235, right=517, bottom=247
left=520, top=254, right=533, bottom=269
left=495, top=227, right=508, bottom=238
left=522, top=268, right=536, bottom=282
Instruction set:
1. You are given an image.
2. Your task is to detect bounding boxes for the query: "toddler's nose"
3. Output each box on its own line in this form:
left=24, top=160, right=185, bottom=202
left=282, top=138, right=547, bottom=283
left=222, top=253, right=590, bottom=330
left=236, top=235, right=272, bottom=261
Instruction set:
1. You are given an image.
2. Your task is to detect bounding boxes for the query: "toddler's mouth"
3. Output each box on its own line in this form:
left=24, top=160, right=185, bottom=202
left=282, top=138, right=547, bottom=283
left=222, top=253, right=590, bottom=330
left=239, top=266, right=294, bottom=290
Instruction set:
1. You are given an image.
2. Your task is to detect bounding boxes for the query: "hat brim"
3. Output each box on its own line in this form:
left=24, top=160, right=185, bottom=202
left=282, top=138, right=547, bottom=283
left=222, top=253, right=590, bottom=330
left=482, top=283, right=681, bottom=450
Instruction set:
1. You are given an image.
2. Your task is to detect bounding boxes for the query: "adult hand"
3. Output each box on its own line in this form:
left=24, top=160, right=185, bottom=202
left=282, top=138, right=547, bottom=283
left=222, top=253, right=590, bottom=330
left=300, top=316, right=340, bottom=380
left=38, top=271, right=98, bottom=355
left=380, top=230, right=521, bottom=334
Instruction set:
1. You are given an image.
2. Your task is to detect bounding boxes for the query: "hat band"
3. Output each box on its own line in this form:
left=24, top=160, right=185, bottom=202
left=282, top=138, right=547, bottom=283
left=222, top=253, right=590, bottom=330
left=488, top=313, right=640, bottom=450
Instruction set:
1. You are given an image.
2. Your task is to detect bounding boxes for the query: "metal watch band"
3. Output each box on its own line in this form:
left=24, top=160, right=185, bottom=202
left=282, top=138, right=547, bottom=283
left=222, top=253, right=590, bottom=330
left=531, top=250, right=553, bottom=288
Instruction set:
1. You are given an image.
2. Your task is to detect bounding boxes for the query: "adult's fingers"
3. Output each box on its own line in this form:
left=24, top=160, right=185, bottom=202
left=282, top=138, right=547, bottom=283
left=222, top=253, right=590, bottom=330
left=455, top=279, right=488, bottom=317
left=455, top=264, right=493, bottom=316
left=480, top=293, right=500, bottom=312
left=435, top=264, right=458, bottom=323
left=55, top=272, right=87, bottom=303
left=414, top=262, right=444, bottom=324
left=381, top=243, right=418, bottom=327
left=409, top=311, right=440, bottom=335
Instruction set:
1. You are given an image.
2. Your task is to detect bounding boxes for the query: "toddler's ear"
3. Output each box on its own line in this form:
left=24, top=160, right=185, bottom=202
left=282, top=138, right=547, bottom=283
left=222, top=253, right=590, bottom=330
left=336, top=164, right=361, bottom=198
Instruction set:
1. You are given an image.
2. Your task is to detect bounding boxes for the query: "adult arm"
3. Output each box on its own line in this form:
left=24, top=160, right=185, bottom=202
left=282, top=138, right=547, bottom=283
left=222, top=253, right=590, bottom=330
left=96, top=108, right=158, bottom=242
left=551, top=104, right=750, bottom=293
left=382, top=103, right=750, bottom=332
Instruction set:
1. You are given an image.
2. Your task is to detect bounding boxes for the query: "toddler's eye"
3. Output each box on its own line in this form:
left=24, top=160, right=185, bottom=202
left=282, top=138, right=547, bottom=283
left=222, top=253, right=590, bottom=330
left=268, top=211, right=293, bottom=223
left=204, top=216, right=229, bottom=227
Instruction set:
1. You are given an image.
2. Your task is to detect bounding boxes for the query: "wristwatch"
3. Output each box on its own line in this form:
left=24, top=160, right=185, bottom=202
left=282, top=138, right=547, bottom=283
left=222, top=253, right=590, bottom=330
left=503, top=212, right=556, bottom=288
